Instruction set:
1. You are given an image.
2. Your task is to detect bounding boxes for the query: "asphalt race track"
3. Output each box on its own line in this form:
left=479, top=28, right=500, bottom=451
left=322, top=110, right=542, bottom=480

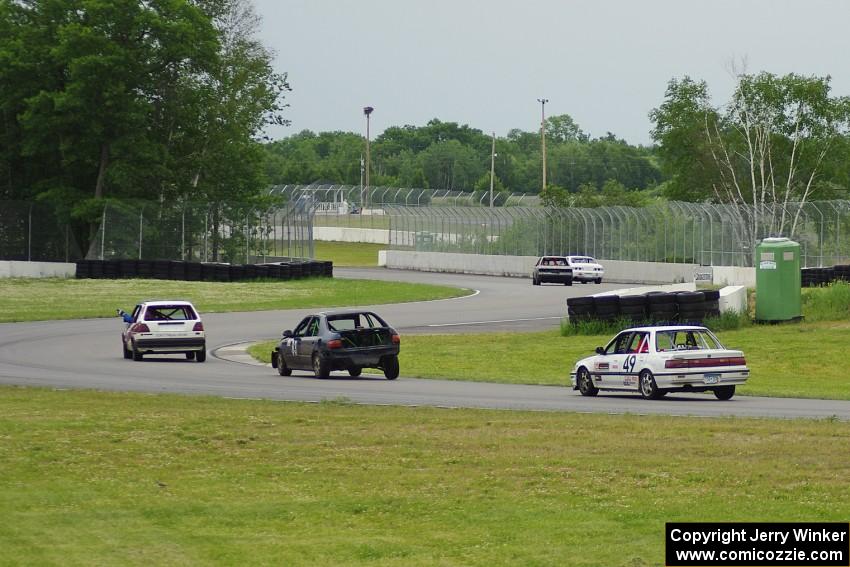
left=2, top=268, right=849, bottom=420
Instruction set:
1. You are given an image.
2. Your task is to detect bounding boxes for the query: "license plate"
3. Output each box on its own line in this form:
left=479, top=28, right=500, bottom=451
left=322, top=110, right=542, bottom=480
left=704, top=373, right=720, bottom=384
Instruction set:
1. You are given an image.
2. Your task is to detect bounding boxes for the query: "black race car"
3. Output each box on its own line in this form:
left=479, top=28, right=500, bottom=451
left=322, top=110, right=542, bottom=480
left=272, top=310, right=401, bottom=379
left=532, top=256, right=574, bottom=286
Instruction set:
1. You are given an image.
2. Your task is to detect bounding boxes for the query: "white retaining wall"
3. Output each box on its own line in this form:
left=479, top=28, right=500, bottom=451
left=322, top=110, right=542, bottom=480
left=0, top=261, right=76, bottom=278
left=314, top=227, right=390, bottom=244
left=383, top=250, right=759, bottom=287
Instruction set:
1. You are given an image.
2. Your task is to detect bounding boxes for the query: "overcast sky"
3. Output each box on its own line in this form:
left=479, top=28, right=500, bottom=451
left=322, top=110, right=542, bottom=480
left=252, top=0, right=850, bottom=145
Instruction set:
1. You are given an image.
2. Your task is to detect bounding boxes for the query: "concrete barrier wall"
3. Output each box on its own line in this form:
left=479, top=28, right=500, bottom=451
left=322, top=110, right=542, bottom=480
left=0, top=261, right=76, bottom=278
left=314, top=227, right=390, bottom=244
left=384, top=250, right=700, bottom=284
left=713, top=266, right=756, bottom=288
left=719, top=286, right=748, bottom=314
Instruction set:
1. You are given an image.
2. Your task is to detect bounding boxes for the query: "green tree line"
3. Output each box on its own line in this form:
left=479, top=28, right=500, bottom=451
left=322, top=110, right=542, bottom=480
left=0, top=0, right=289, bottom=252
left=263, top=116, right=665, bottom=201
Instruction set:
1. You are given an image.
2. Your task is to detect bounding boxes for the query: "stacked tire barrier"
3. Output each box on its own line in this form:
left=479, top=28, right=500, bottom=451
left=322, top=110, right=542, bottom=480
left=567, top=289, right=721, bottom=325
left=801, top=265, right=850, bottom=287
left=75, top=259, right=333, bottom=282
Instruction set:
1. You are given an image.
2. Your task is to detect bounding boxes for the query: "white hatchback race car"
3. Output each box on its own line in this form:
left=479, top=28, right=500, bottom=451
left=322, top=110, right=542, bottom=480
left=570, top=325, right=748, bottom=400
left=119, top=300, right=206, bottom=362
left=565, top=255, right=604, bottom=284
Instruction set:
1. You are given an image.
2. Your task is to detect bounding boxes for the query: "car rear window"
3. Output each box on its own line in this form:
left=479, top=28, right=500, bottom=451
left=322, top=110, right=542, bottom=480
left=327, top=312, right=388, bottom=331
left=656, top=330, right=722, bottom=351
left=144, top=305, right=197, bottom=321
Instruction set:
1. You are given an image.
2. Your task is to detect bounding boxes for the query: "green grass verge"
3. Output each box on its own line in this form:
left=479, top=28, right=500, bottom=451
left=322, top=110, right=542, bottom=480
left=0, top=278, right=470, bottom=323
left=313, top=241, right=385, bottom=267
left=251, top=319, right=850, bottom=399
left=1, top=387, right=847, bottom=566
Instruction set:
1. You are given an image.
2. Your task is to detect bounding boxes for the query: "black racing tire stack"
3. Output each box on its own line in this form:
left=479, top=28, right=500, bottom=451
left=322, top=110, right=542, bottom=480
left=703, top=289, right=721, bottom=317
left=566, top=296, right=595, bottom=323
left=675, top=291, right=707, bottom=323
left=593, top=295, right=620, bottom=322
left=647, top=292, right=677, bottom=323
left=618, top=295, right=648, bottom=323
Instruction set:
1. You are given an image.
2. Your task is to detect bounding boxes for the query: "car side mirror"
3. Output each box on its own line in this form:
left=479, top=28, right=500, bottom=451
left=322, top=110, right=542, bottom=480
left=595, top=346, right=604, bottom=355
left=282, top=330, right=293, bottom=338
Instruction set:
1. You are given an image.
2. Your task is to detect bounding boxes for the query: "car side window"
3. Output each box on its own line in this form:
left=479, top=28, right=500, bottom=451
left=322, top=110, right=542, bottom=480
left=307, top=318, right=320, bottom=337
left=627, top=332, right=650, bottom=353
left=293, top=317, right=311, bottom=338
left=131, top=305, right=141, bottom=322
left=605, top=332, right=632, bottom=355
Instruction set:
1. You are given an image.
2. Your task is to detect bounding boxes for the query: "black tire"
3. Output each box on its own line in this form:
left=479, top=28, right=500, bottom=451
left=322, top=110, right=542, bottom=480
left=713, top=385, right=735, bottom=400
left=383, top=355, right=399, bottom=380
left=564, top=279, right=573, bottom=286
left=577, top=367, right=598, bottom=397
left=132, top=341, right=143, bottom=361
left=195, top=349, right=206, bottom=363
left=277, top=353, right=292, bottom=376
left=532, top=276, right=540, bottom=286
left=348, top=367, right=362, bottom=377
left=639, top=369, right=662, bottom=400
left=185, top=352, right=195, bottom=360
left=312, top=353, right=330, bottom=378
left=123, top=340, right=132, bottom=359
left=595, top=278, right=602, bottom=284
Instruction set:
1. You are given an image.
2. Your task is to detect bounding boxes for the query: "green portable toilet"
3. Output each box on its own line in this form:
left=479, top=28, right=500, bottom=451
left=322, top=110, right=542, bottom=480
left=755, top=237, right=801, bottom=322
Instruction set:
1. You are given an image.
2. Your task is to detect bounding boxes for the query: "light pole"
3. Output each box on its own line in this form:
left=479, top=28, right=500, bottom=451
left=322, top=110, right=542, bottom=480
left=489, top=131, right=497, bottom=208
left=537, top=98, right=548, bottom=192
left=363, top=106, right=374, bottom=209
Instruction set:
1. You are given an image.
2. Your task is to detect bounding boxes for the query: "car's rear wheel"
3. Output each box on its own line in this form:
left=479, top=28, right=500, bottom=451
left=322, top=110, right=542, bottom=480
left=132, top=341, right=143, bottom=361
left=195, top=349, right=206, bottom=362
left=383, top=355, right=399, bottom=380
left=185, top=352, right=195, bottom=360
left=639, top=369, right=662, bottom=400
left=595, top=278, right=602, bottom=284
left=577, top=367, right=598, bottom=397
left=348, top=367, right=362, bottom=377
left=313, top=353, right=330, bottom=379
left=123, top=340, right=132, bottom=359
left=713, top=385, right=735, bottom=400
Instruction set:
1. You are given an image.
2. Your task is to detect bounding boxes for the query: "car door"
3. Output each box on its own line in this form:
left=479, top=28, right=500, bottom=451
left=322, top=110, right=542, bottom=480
left=621, top=331, right=650, bottom=389
left=600, top=332, right=634, bottom=388
left=296, top=316, right=322, bottom=366
left=284, top=316, right=311, bottom=369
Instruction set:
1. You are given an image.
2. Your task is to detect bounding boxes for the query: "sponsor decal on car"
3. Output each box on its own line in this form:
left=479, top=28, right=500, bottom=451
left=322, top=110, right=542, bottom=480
left=623, top=376, right=637, bottom=386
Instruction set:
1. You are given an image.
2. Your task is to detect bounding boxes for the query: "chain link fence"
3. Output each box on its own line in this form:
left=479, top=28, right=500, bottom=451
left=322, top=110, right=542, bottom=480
left=86, top=199, right=315, bottom=262
left=0, top=201, right=83, bottom=262
left=385, top=201, right=850, bottom=268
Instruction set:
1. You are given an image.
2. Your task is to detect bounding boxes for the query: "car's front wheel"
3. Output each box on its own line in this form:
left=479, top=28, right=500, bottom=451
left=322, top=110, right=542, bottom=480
left=383, top=355, right=399, bottom=380
left=713, top=385, right=735, bottom=400
left=639, top=369, right=663, bottom=400
left=348, top=367, right=362, bottom=377
left=313, top=353, right=330, bottom=379
left=532, top=276, right=540, bottom=286
left=595, top=278, right=602, bottom=284
left=185, top=352, right=195, bottom=360
left=277, top=353, right=292, bottom=376
left=577, top=367, right=598, bottom=397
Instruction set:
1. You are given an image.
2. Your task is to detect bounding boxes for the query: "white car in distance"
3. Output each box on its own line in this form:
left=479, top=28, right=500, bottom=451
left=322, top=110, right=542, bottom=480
left=565, top=255, right=604, bottom=284
left=570, top=325, right=749, bottom=400
left=119, top=300, right=206, bottom=362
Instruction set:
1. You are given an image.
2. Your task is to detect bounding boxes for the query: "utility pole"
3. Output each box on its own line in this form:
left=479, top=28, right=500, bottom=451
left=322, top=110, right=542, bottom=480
left=363, top=106, right=374, bottom=209
left=537, top=98, right=548, bottom=192
left=489, top=132, right=496, bottom=208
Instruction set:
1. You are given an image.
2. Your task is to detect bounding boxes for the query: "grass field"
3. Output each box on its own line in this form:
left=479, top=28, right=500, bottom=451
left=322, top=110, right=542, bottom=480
left=1, top=387, right=847, bottom=566
left=313, top=241, right=385, bottom=267
left=250, top=319, right=850, bottom=399
left=0, top=278, right=469, bottom=323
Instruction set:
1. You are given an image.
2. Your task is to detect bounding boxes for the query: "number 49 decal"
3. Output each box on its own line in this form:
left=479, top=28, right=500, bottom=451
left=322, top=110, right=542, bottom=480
left=623, top=355, right=637, bottom=373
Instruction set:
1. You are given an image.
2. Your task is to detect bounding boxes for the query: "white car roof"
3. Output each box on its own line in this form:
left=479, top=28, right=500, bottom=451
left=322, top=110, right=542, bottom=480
left=620, top=325, right=708, bottom=333
left=141, top=300, right=197, bottom=307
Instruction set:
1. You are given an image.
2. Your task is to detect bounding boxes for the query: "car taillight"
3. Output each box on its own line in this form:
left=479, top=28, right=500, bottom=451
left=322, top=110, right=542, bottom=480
left=665, top=357, right=746, bottom=369
left=193, top=322, right=204, bottom=332
left=327, top=339, right=343, bottom=349
left=133, top=323, right=150, bottom=333
left=391, top=334, right=400, bottom=344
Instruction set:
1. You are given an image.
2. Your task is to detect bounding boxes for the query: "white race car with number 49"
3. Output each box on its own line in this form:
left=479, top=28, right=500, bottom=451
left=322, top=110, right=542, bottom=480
left=570, top=325, right=749, bottom=400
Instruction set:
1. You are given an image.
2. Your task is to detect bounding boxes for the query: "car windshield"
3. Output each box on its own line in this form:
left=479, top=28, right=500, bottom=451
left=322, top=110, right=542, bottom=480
left=655, top=329, right=724, bottom=351
left=143, top=305, right=196, bottom=321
